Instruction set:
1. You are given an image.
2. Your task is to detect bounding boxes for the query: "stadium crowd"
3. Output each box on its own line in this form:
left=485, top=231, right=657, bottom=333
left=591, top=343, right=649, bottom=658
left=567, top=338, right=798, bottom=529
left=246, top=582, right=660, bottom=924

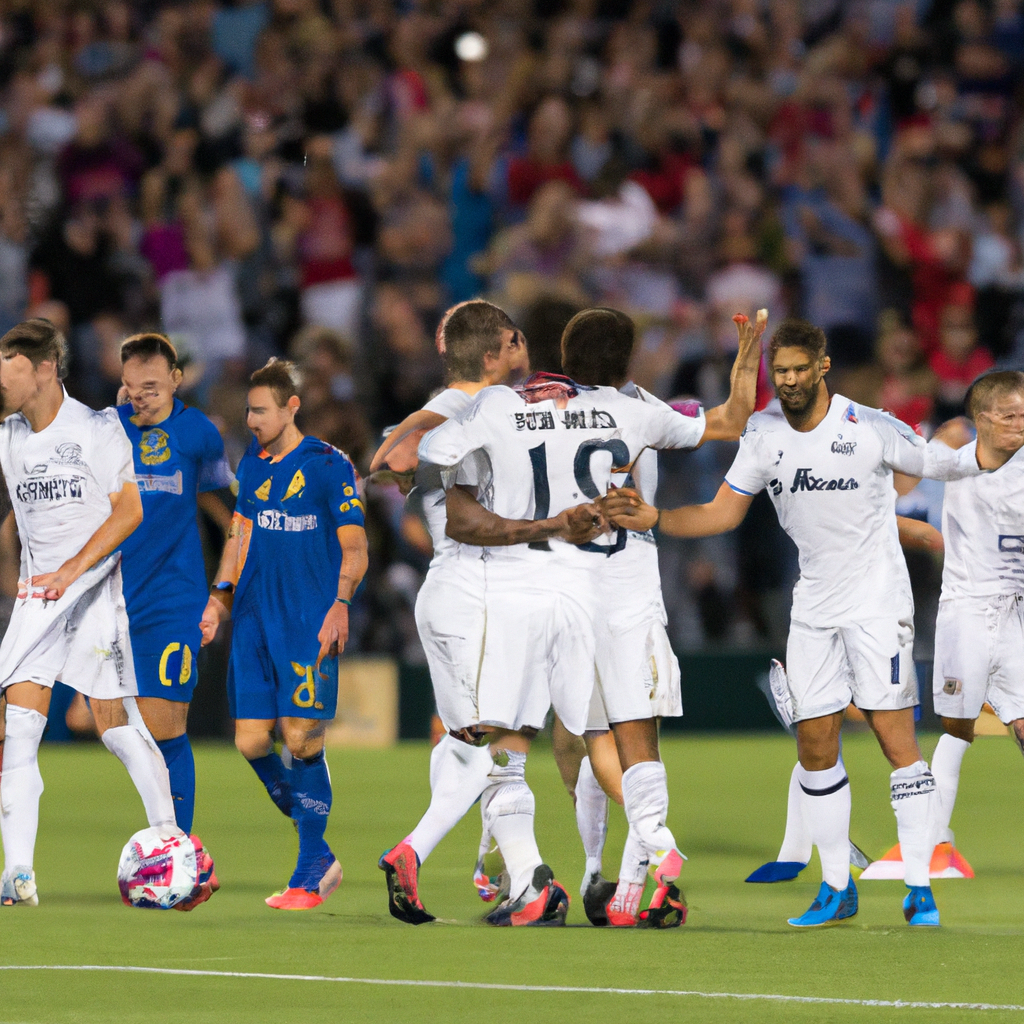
left=0, top=0, right=1021, bottom=656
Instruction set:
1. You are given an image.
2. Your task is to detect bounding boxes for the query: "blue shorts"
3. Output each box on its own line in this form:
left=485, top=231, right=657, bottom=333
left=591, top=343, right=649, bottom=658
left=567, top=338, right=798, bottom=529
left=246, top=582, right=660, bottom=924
left=227, top=611, right=338, bottom=721
left=132, top=629, right=202, bottom=703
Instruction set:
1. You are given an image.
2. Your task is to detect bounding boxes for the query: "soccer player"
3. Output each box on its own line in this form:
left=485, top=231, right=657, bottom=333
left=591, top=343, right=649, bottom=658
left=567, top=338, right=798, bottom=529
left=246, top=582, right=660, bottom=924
left=199, top=358, right=367, bottom=910
left=416, top=311, right=761, bottom=927
left=116, top=333, right=233, bottom=904
left=929, top=371, right=1024, bottom=862
left=599, top=318, right=979, bottom=928
left=0, top=318, right=183, bottom=906
left=374, top=300, right=603, bottom=925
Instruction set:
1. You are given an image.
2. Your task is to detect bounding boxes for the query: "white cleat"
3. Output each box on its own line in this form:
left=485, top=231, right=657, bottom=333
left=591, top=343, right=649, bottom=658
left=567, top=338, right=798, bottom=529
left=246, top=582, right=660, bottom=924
left=1, top=867, right=38, bottom=906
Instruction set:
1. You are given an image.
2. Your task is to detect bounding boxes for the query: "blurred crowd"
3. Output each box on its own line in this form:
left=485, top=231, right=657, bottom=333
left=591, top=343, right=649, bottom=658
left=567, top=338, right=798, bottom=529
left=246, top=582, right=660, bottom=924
left=0, top=0, right=1023, bottom=655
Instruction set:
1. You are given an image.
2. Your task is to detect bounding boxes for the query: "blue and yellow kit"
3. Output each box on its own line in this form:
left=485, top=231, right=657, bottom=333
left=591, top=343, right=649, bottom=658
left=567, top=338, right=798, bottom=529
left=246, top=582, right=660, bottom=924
left=118, top=399, right=234, bottom=701
left=228, top=434, right=365, bottom=721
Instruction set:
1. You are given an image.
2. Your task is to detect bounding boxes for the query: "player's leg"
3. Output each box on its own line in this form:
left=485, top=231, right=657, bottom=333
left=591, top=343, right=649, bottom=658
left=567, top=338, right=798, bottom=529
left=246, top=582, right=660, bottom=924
left=135, top=698, right=193, bottom=831
left=92, top=697, right=178, bottom=831
left=0, top=682, right=49, bottom=906
left=931, top=718, right=974, bottom=846
left=234, top=718, right=293, bottom=814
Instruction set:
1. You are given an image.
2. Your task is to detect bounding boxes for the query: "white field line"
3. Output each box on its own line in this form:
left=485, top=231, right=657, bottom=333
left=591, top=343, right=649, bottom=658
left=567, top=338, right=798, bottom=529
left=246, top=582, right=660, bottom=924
left=0, top=965, right=1021, bottom=1012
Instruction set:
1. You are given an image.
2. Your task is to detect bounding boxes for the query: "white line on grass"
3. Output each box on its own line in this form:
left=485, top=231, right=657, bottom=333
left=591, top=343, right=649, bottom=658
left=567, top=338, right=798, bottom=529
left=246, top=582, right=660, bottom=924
left=0, top=965, right=1021, bottom=1012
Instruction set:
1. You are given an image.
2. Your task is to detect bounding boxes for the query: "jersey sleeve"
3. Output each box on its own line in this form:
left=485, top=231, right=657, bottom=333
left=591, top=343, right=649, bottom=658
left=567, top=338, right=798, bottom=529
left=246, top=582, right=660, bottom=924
left=319, top=451, right=366, bottom=529
left=640, top=400, right=706, bottom=451
left=195, top=415, right=234, bottom=492
left=97, top=410, right=136, bottom=494
left=418, top=388, right=499, bottom=467
left=724, top=426, right=769, bottom=496
left=874, top=413, right=980, bottom=481
left=422, top=389, right=470, bottom=418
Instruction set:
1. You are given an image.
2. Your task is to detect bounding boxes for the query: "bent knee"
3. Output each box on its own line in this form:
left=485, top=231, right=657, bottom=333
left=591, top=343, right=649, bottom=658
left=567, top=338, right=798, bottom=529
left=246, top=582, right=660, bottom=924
left=942, top=717, right=975, bottom=743
left=235, top=731, right=273, bottom=761
left=281, top=718, right=326, bottom=760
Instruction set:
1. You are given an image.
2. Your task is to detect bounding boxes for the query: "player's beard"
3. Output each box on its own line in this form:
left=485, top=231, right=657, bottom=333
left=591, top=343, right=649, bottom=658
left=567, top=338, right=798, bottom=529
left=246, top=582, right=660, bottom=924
left=778, top=377, right=822, bottom=425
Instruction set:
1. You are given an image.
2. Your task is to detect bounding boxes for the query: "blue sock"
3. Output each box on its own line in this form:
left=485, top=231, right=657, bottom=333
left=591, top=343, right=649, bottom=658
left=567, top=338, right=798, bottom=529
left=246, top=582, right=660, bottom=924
left=289, top=750, right=333, bottom=889
left=156, top=734, right=196, bottom=834
left=248, top=751, right=293, bottom=817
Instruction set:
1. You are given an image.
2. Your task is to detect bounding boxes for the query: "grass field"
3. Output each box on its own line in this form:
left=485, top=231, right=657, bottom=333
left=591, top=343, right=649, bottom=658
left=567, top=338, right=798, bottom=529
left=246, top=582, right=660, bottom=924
left=2, top=731, right=1024, bottom=1024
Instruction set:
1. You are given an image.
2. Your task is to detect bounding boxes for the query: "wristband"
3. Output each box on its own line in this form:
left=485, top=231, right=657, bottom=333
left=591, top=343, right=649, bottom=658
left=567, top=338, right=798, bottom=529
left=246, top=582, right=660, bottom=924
left=654, top=508, right=662, bottom=529
left=210, top=581, right=234, bottom=613
left=335, top=596, right=352, bottom=606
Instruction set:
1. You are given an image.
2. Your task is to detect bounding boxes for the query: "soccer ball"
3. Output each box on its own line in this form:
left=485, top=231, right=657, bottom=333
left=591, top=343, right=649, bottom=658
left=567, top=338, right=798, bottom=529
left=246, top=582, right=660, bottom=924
left=117, top=827, right=197, bottom=909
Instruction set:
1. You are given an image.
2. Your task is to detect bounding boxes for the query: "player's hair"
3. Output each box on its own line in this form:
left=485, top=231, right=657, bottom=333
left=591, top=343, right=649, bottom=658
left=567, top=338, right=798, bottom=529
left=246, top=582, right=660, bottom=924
left=120, top=332, right=178, bottom=369
left=0, top=318, right=69, bottom=380
left=249, top=357, right=300, bottom=407
left=439, top=300, right=517, bottom=383
left=768, top=318, right=828, bottom=366
left=965, top=370, right=1024, bottom=420
left=560, top=307, right=634, bottom=386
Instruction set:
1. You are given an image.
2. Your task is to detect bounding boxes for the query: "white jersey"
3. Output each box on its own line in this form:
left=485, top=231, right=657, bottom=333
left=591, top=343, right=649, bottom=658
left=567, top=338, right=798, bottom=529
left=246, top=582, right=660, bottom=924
left=417, top=388, right=487, bottom=568
left=0, top=394, right=135, bottom=576
left=724, top=394, right=977, bottom=627
left=419, top=381, right=706, bottom=566
left=940, top=440, right=1024, bottom=600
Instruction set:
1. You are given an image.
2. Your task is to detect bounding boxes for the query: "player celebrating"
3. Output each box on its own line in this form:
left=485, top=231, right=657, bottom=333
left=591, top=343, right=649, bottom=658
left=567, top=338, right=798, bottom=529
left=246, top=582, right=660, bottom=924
left=374, top=300, right=601, bottom=925
left=0, top=319, right=182, bottom=906
left=200, top=358, right=367, bottom=910
left=116, top=333, right=233, bottom=905
left=600, top=318, right=979, bottom=928
left=930, top=371, right=1024, bottom=859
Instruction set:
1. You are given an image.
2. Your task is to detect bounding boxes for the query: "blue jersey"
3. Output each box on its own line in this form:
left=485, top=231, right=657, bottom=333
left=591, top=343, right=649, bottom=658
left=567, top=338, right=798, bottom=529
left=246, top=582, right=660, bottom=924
left=118, top=399, right=233, bottom=650
left=233, top=435, right=364, bottom=629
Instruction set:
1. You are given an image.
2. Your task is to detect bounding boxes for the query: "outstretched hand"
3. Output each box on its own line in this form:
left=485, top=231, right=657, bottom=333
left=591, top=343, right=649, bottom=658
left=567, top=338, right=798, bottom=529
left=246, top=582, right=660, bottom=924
left=732, top=307, right=769, bottom=358
left=554, top=503, right=607, bottom=544
left=595, top=487, right=659, bottom=532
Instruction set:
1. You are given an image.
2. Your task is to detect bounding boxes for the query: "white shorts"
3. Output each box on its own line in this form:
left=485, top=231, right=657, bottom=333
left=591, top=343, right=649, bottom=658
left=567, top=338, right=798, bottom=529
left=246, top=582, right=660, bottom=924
left=933, top=594, right=1024, bottom=723
left=786, top=615, right=917, bottom=722
left=415, top=557, right=487, bottom=733
left=0, top=555, right=137, bottom=700
left=474, top=559, right=596, bottom=737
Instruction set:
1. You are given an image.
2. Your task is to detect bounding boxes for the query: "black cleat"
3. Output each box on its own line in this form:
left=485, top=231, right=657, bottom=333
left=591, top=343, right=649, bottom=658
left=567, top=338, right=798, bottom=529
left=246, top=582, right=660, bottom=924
left=582, top=875, right=618, bottom=927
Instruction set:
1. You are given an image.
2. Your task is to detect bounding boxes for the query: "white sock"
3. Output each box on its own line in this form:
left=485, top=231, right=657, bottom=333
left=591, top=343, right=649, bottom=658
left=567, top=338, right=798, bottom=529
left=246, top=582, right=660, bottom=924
left=931, top=734, right=970, bottom=845
left=574, top=756, right=608, bottom=893
left=480, top=750, right=542, bottom=901
left=101, top=725, right=177, bottom=830
left=620, top=760, right=677, bottom=868
left=777, top=761, right=813, bottom=863
left=407, top=735, right=493, bottom=864
left=612, top=825, right=649, bottom=907
left=797, top=761, right=851, bottom=890
left=891, top=760, right=937, bottom=888
left=0, top=705, right=47, bottom=872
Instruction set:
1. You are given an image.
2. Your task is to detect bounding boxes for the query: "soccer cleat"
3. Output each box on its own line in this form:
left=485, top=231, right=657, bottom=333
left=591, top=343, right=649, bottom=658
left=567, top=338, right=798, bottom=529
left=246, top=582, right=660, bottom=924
left=582, top=875, right=618, bottom=926
left=267, top=852, right=342, bottom=911
left=787, top=876, right=858, bottom=927
left=652, top=848, right=686, bottom=888
left=473, top=858, right=510, bottom=903
left=0, top=868, right=38, bottom=907
left=379, top=842, right=434, bottom=925
left=903, top=885, right=940, bottom=927
left=639, top=881, right=688, bottom=928
left=485, top=864, right=569, bottom=927
left=745, top=860, right=807, bottom=883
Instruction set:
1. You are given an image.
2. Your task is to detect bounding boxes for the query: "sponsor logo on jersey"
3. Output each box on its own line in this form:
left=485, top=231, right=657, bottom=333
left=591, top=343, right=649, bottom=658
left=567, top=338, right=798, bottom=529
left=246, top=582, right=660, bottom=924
left=943, top=677, right=962, bottom=695
left=789, top=468, right=859, bottom=493
left=282, top=469, right=305, bottom=500
left=830, top=440, right=857, bottom=456
left=55, top=441, right=87, bottom=466
left=513, top=410, right=555, bottom=431
left=16, top=473, right=86, bottom=503
left=137, top=470, right=183, bottom=495
left=998, top=535, right=1024, bottom=553
left=139, top=429, right=171, bottom=466
left=256, top=509, right=318, bottom=531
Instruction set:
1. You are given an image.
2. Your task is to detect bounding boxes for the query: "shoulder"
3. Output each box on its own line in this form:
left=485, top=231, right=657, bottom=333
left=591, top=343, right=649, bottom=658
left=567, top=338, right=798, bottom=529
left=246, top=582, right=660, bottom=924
left=178, top=404, right=224, bottom=445
left=422, top=387, right=472, bottom=418
left=461, top=384, right=519, bottom=420
left=740, top=405, right=785, bottom=439
left=302, top=437, right=358, bottom=474
left=853, top=401, right=919, bottom=442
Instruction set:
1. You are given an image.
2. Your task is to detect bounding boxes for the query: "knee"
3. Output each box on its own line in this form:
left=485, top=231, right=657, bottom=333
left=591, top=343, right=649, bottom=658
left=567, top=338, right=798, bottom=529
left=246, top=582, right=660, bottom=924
left=942, top=717, right=975, bottom=744
left=235, top=730, right=273, bottom=761
left=282, top=721, right=326, bottom=761
left=1012, top=720, right=1024, bottom=751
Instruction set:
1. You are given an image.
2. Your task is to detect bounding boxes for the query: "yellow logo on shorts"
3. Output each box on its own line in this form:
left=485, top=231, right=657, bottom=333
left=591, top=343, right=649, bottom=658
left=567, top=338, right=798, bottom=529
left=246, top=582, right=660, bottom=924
left=943, top=678, right=962, bottom=695
left=283, top=470, right=305, bottom=500
left=158, top=642, right=193, bottom=687
left=291, top=662, right=316, bottom=708
left=255, top=478, right=271, bottom=501
left=140, top=428, right=171, bottom=466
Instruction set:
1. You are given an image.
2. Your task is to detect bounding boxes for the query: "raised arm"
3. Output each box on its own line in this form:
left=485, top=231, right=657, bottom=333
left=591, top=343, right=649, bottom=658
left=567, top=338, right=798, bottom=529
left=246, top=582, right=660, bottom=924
left=598, top=481, right=754, bottom=538
left=370, top=410, right=446, bottom=473
left=700, top=309, right=767, bottom=443
left=29, top=483, right=143, bottom=600
left=445, top=485, right=604, bottom=546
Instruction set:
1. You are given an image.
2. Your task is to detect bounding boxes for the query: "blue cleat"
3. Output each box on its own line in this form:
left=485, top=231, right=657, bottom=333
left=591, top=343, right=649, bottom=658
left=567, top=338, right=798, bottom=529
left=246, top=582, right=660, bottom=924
left=787, top=877, right=858, bottom=928
left=903, top=885, right=940, bottom=927
left=746, top=860, right=807, bottom=883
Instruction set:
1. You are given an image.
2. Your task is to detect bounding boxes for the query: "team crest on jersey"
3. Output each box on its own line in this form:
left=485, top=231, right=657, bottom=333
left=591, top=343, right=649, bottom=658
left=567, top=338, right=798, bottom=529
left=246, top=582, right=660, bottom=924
left=255, top=478, right=272, bottom=501
left=139, top=429, right=171, bottom=466
left=282, top=469, right=305, bottom=500
left=54, top=442, right=86, bottom=466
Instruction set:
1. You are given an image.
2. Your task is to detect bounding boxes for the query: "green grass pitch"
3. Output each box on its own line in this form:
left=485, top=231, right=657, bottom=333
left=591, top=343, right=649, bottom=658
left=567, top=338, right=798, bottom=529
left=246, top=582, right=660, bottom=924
left=3, top=731, right=1024, bottom=1024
